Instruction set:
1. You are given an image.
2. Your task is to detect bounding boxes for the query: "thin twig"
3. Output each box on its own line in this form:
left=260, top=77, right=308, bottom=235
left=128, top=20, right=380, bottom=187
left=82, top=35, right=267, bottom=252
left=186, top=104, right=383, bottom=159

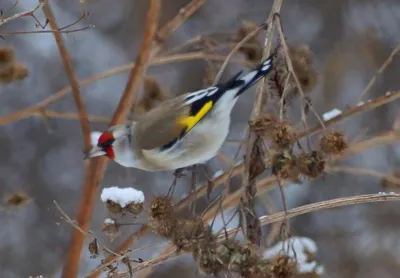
left=0, top=25, right=93, bottom=36
left=0, top=0, right=47, bottom=26
left=61, top=1, right=161, bottom=277
left=42, top=2, right=91, bottom=150
left=357, top=43, right=400, bottom=101
left=212, top=23, right=266, bottom=84
left=0, top=52, right=250, bottom=127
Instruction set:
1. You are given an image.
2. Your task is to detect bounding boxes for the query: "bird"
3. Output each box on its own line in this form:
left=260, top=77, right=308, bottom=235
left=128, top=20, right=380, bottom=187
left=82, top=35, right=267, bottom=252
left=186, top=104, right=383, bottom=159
left=84, top=54, right=274, bottom=171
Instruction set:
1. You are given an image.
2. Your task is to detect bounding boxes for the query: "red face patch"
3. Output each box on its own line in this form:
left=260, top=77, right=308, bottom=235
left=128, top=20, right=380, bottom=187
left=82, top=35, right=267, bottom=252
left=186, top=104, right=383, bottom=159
left=98, top=132, right=115, bottom=159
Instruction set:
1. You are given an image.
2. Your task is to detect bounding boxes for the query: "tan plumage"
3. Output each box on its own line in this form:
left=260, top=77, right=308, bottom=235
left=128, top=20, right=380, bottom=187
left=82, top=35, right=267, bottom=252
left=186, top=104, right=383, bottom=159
left=84, top=55, right=275, bottom=171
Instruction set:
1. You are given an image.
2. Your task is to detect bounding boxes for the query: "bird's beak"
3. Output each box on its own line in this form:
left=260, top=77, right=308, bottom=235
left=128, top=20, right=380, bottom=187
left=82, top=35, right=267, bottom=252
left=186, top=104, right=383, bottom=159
left=84, top=146, right=106, bottom=160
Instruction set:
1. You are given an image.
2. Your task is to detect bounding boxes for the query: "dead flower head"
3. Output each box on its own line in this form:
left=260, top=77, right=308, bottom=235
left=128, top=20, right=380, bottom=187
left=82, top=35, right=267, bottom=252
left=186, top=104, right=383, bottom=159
left=88, top=238, right=99, bottom=258
left=148, top=196, right=178, bottom=238
left=270, top=150, right=298, bottom=180
left=194, top=241, right=224, bottom=276
left=269, top=254, right=297, bottom=278
left=271, top=122, right=296, bottom=149
left=233, top=21, right=263, bottom=62
left=267, top=44, right=317, bottom=106
left=3, top=191, right=32, bottom=209
left=172, top=218, right=212, bottom=252
left=320, top=131, right=348, bottom=155
left=297, top=150, right=326, bottom=179
left=249, top=114, right=278, bottom=137
left=101, top=218, right=121, bottom=242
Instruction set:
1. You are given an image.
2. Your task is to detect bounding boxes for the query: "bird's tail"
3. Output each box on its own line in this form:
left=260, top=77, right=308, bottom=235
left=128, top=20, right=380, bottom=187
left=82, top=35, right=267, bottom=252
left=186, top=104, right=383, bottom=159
left=218, top=54, right=274, bottom=99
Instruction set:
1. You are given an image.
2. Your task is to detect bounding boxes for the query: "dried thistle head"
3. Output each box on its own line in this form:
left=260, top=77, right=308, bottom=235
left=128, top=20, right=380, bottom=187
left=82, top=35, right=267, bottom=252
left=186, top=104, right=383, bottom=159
left=171, top=218, right=212, bottom=252
left=101, top=218, right=120, bottom=242
left=269, top=254, right=297, bottom=278
left=227, top=241, right=261, bottom=277
left=195, top=242, right=224, bottom=276
left=320, top=131, right=348, bottom=155
left=233, top=21, right=263, bottom=62
left=0, top=47, right=15, bottom=67
left=148, top=196, right=178, bottom=238
left=270, top=150, right=298, bottom=180
left=125, top=201, right=144, bottom=217
left=0, top=63, right=29, bottom=84
left=3, top=191, right=32, bottom=209
left=267, top=44, right=317, bottom=106
left=215, top=239, right=242, bottom=265
left=88, top=238, right=99, bottom=258
left=148, top=196, right=174, bottom=219
left=271, top=122, right=296, bottom=149
left=134, top=76, right=170, bottom=116
left=297, top=150, right=326, bottom=179
left=249, top=114, right=278, bottom=137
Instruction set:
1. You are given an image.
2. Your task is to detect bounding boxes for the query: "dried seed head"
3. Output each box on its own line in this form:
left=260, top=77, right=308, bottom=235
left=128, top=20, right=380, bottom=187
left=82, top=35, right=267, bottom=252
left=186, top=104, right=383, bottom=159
left=215, top=240, right=238, bottom=265
left=149, top=196, right=174, bottom=219
left=267, top=44, right=317, bottom=106
left=101, top=218, right=120, bottom=242
left=172, top=218, right=212, bottom=252
left=105, top=200, right=123, bottom=214
left=88, top=238, right=99, bottom=258
left=320, top=131, right=348, bottom=155
left=381, top=171, right=400, bottom=190
left=0, top=63, right=29, bottom=84
left=270, top=150, right=298, bottom=180
left=269, top=254, right=297, bottom=278
left=125, top=201, right=144, bottom=217
left=298, top=150, right=326, bottom=179
left=271, top=122, right=296, bottom=149
left=249, top=115, right=278, bottom=137
left=3, top=191, right=32, bottom=209
left=0, top=47, right=14, bottom=67
left=227, top=241, right=261, bottom=277
left=195, top=242, right=224, bottom=276
left=234, top=21, right=263, bottom=62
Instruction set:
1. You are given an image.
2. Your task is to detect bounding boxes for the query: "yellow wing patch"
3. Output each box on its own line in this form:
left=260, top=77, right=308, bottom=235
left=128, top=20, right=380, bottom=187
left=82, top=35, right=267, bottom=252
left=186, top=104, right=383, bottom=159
left=178, top=101, right=213, bottom=132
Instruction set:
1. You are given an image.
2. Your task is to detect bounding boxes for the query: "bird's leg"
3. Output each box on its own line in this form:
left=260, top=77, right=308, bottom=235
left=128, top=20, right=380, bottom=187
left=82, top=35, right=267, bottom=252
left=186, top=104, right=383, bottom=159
left=173, top=165, right=197, bottom=178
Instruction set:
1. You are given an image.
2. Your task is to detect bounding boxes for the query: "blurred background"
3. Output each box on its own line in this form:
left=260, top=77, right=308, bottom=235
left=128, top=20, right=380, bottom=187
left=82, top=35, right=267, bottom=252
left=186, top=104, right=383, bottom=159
left=0, top=0, right=399, bottom=277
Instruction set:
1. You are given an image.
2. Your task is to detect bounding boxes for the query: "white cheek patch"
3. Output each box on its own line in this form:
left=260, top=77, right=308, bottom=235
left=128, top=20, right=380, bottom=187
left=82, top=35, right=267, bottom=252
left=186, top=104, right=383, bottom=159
left=90, top=131, right=102, bottom=146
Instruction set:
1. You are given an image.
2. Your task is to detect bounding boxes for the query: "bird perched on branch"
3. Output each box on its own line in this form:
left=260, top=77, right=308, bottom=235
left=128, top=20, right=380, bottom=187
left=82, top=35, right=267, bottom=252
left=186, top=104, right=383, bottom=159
left=84, top=55, right=274, bottom=171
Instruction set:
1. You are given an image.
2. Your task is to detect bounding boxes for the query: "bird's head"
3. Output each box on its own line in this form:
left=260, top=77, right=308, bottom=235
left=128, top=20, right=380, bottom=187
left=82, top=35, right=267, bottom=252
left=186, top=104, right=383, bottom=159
left=84, top=125, right=131, bottom=161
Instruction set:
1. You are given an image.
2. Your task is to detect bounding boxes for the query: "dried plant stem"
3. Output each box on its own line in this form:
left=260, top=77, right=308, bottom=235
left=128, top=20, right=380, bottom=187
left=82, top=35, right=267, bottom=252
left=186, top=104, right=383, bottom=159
left=357, top=43, right=400, bottom=101
left=155, top=0, right=207, bottom=45
left=274, top=14, right=325, bottom=131
left=240, top=0, right=283, bottom=246
left=61, top=1, right=161, bottom=277
left=0, top=0, right=47, bottom=27
left=221, top=193, right=400, bottom=238
left=213, top=22, right=266, bottom=84
left=42, top=3, right=91, bottom=150
left=326, top=165, right=400, bottom=185
left=0, top=52, right=250, bottom=127
left=35, top=110, right=109, bottom=123
left=0, top=25, right=93, bottom=36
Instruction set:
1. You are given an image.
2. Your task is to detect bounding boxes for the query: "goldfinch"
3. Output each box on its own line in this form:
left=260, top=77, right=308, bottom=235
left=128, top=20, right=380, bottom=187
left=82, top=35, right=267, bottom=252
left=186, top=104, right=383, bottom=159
left=84, top=55, right=274, bottom=171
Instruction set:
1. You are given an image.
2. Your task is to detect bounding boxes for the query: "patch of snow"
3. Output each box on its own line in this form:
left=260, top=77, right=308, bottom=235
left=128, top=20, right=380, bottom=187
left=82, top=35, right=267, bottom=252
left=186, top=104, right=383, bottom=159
left=100, top=186, right=144, bottom=207
left=323, top=108, right=342, bottom=121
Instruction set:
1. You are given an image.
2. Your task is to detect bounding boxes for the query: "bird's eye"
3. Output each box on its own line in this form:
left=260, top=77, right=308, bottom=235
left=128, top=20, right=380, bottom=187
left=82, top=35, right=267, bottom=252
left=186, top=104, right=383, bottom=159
left=98, top=138, right=115, bottom=149
left=97, top=132, right=115, bottom=149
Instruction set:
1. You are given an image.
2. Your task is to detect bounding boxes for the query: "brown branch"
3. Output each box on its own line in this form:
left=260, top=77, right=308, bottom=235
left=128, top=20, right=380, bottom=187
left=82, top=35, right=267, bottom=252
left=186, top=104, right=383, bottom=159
left=0, top=52, right=250, bottom=127
left=240, top=0, right=283, bottom=246
left=42, top=2, right=91, bottom=150
left=154, top=0, right=207, bottom=45
left=357, top=43, right=400, bottom=101
left=147, top=130, right=400, bottom=261
left=0, top=25, right=93, bottom=36
left=0, top=0, right=47, bottom=27
left=60, top=1, right=161, bottom=277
